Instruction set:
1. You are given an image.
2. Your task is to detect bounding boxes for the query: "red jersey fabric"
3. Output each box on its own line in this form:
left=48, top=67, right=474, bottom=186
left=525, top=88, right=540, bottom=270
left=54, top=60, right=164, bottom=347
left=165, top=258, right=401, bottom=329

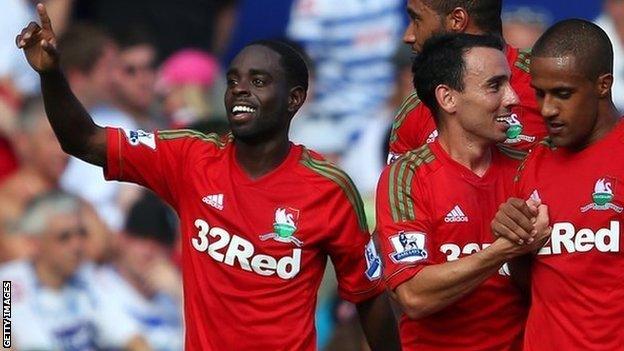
left=387, top=46, right=547, bottom=163
left=514, top=120, right=624, bottom=351
left=0, top=135, right=18, bottom=183
left=104, top=128, right=383, bottom=350
left=376, top=141, right=527, bottom=350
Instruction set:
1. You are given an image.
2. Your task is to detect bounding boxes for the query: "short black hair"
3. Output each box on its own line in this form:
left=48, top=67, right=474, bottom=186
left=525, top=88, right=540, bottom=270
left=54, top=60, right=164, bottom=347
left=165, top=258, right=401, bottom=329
left=424, top=0, right=503, bottom=35
left=124, top=192, right=178, bottom=248
left=247, top=40, right=309, bottom=91
left=111, top=24, right=155, bottom=51
left=413, top=33, right=504, bottom=121
left=532, top=19, right=613, bottom=81
left=58, top=23, right=113, bottom=73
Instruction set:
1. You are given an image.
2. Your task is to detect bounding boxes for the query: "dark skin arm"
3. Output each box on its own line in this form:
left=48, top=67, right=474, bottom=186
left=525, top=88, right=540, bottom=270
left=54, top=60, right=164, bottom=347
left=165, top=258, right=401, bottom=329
left=16, top=3, right=106, bottom=167
left=356, top=292, right=401, bottom=351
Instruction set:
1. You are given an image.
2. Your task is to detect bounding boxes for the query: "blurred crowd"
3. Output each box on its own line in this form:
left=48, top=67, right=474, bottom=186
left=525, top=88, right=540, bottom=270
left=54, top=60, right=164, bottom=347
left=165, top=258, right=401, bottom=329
left=0, top=0, right=618, bottom=350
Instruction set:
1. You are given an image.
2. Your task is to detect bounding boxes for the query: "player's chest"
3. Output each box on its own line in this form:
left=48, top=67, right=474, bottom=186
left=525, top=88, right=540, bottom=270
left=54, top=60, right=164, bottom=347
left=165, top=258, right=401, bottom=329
left=426, top=177, right=511, bottom=247
left=526, top=158, right=624, bottom=258
left=179, top=171, right=329, bottom=255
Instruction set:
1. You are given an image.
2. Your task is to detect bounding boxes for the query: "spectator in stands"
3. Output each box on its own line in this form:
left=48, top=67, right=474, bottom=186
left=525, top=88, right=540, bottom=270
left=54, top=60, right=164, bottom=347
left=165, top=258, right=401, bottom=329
left=596, top=0, right=624, bottom=111
left=287, top=0, right=405, bottom=148
left=502, top=6, right=551, bottom=49
left=0, top=100, right=111, bottom=262
left=72, top=0, right=237, bottom=60
left=58, top=24, right=142, bottom=232
left=111, top=26, right=163, bottom=130
left=157, top=49, right=225, bottom=128
left=93, top=192, right=183, bottom=351
left=0, top=191, right=150, bottom=350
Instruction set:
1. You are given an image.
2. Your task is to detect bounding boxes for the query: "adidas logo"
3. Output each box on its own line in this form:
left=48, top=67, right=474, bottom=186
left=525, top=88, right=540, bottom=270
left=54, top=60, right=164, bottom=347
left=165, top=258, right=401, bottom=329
left=444, top=205, right=468, bottom=223
left=202, top=194, right=224, bottom=210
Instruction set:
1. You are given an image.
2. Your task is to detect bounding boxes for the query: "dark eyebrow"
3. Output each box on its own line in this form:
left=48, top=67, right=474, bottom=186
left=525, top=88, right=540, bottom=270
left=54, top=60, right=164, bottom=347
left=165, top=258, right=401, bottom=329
left=485, top=74, right=507, bottom=86
left=226, top=68, right=236, bottom=76
left=406, top=8, right=420, bottom=20
left=249, top=69, right=271, bottom=76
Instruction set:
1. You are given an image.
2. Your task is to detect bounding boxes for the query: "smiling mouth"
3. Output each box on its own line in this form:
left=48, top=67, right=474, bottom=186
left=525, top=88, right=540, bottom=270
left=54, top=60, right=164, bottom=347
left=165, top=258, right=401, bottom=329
left=230, top=105, right=257, bottom=122
left=495, top=115, right=513, bottom=125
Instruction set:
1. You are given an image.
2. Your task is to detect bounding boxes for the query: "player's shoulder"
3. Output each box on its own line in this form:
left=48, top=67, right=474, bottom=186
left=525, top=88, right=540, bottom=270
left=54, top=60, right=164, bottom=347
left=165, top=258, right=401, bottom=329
left=389, top=93, right=425, bottom=135
left=513, top=137, right=555, bottom=180
left=495, top=143, right=529, bottom=162
left=392, top=143, right=438, bottom=176
left=508, top=46, right=532, bottom=75
left=157, top=129, right=234, bottom=152
left=378, top=144, right=436, bottom=223
left=381, top=143, right=438, bottom=190
left=298, top=146, right=368, bottom=231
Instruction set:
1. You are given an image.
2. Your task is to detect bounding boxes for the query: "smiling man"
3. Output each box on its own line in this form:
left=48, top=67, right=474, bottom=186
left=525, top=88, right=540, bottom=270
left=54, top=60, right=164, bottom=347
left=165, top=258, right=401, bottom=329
left=387, top=0, right=548, bottom=163
left=375, top=33, right=550, bottom=350
left=15, top=4, right=400, bottom=351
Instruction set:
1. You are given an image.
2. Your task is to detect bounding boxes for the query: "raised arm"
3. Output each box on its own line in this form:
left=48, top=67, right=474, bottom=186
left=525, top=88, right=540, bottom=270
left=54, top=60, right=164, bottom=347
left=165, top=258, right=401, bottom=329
left=16, top=3, right=106, bottom=167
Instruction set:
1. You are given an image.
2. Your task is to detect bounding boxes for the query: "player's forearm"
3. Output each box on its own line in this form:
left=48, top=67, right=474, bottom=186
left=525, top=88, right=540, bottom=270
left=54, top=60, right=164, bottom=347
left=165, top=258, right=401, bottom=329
left=396, top=247, right=507, bottom=319
left=356, top=292, right=401, bottom=351
left=40, top=68, right=106, bottom=166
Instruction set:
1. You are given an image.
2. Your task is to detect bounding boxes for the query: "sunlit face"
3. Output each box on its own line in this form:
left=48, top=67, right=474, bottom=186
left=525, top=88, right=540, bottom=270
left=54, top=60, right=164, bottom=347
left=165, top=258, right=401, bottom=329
left=530, top=56, right=604, bottom=149
left=452, top=47, right=519, bottom=143
left=121, top=235, right=168, bottom=283
left=29, top=116, right=69, bottom=184
left=404, top=0, right=446, bottom=54
left=224, top=45, right=293, bottom=142
left=87, top=42, right=118, bottom=104
left=113, top=44, right=157, bottom=112
left=39, top=212, right=86, bottom=281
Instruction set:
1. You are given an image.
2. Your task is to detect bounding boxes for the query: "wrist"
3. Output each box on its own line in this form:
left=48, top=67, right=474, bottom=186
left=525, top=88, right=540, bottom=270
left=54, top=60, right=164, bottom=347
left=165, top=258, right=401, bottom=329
left=478, top=239, right=514, bottom=267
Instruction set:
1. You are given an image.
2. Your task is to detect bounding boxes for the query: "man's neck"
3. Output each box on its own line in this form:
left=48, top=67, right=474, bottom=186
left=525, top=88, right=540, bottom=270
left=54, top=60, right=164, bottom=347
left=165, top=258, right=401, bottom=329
left=116, top=103, right=151, bottom=126
left=235, top=134, right=291, bottom=180
left=114, top=263, right=155, bottom=299
left=438, top=125, right=493, bottom=177
left=34, top=260, right=66, bottom=291
left=568, top=102, right=620, bottom=151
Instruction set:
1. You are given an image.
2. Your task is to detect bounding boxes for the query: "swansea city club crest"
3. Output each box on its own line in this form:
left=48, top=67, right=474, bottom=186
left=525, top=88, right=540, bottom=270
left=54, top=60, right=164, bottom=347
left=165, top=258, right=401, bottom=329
left=581, top=178, right=623, bottom=213
left=504, top=114, right=535, bottom=144
left=259, top=208, right=304, bottom=247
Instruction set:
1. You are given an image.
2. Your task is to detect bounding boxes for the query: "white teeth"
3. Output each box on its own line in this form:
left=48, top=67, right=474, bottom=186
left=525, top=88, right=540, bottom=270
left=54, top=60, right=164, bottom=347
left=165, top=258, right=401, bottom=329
left=232, top=105, right=256, bottom=114
left=496, top=116, right=510, bottom=123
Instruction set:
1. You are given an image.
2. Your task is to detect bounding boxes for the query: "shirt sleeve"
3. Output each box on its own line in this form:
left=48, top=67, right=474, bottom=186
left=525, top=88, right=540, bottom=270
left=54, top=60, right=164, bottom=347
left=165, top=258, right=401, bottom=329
left=324, top=185, right=385, bottom=304
left=104, top=127, right=200, bottom=207
left=374, top=162, right=435, bottom=290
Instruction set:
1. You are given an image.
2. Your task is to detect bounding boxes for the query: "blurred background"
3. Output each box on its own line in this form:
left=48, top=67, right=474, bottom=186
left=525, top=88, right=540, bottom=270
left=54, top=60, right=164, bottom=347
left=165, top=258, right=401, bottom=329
left=0, top=1, right=615, bottom=350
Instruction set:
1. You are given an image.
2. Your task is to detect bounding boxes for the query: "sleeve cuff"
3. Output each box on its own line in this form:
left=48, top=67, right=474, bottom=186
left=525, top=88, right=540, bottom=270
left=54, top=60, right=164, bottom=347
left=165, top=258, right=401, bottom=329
left=103, top=127, right=121, bottom=181
left=385, top=264, right=425, bottom=291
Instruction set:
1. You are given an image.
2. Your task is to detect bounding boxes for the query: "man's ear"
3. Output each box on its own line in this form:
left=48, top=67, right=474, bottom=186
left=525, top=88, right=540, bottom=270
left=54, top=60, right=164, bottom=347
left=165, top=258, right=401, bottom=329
left=288, top=86, right=307, bottom=112
left=596, top=73, right=613, bottom=98
left=447, top=7, right=470, bottom=32
left=435, top=84, right=457, bottom=114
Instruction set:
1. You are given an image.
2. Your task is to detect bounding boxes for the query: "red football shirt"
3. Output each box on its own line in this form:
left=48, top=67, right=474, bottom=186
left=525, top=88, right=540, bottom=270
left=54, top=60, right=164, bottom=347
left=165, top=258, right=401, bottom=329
left=387, top=46, right=547, bottom=163
left=514, top=120, right=624, bottom=351
left=105, top=128, right=384, bottom=350
left=376, top=141, right=527, bottom=350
